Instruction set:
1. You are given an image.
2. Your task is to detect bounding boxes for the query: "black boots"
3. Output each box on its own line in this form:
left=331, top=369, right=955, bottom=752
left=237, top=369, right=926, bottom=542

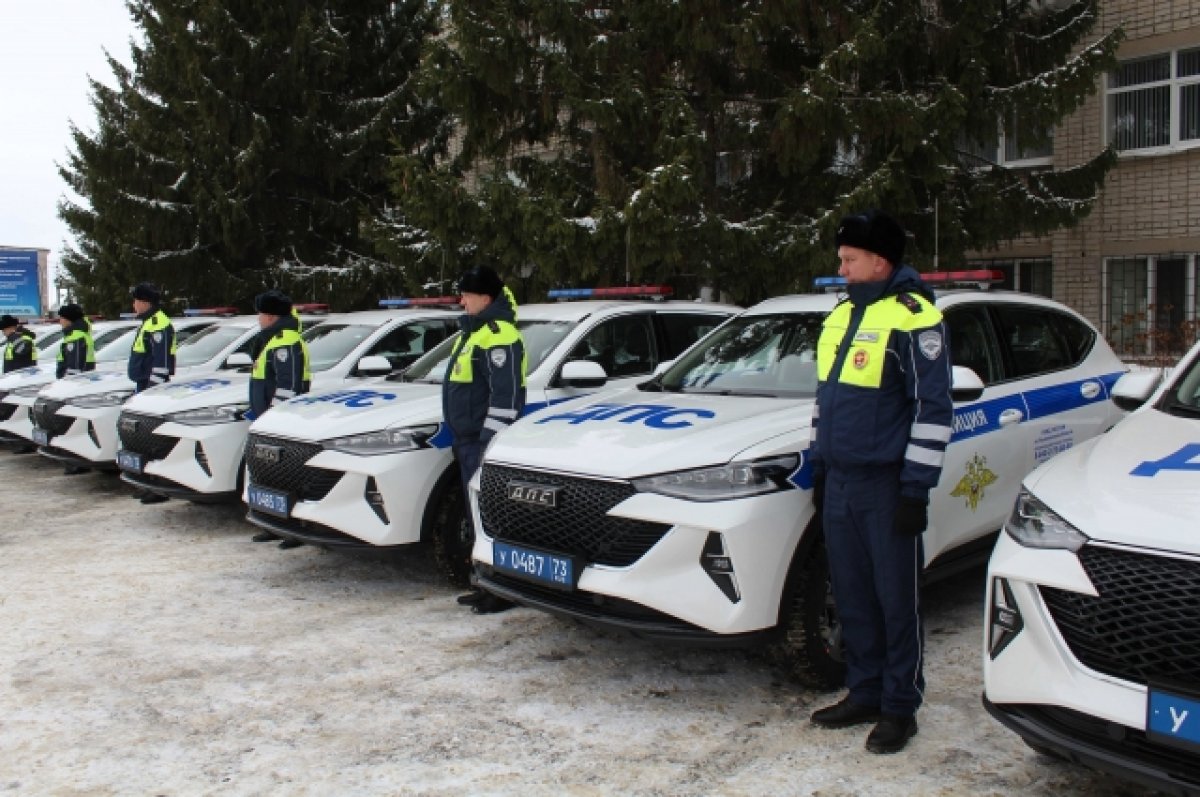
left=810, top=697, right=882, bottom=729
left=865, top=714, right=919, bottom=754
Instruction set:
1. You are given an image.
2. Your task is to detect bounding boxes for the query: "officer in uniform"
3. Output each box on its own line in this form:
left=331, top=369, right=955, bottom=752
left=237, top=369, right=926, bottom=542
left=1, top=315, right=37, bottom=373
left=808, top=210, right=953, bottom=754
left=246, top=290, right=311, bottom=549
left=126, top=283, right=176, bottom=502
left=53, top=304, right=97, bottom=473
left=443, top=265, right=526, bottom=614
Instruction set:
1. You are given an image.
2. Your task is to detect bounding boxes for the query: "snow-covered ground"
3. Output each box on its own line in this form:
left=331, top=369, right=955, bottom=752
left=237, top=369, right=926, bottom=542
left=0, top=453, right=1152, bottom=796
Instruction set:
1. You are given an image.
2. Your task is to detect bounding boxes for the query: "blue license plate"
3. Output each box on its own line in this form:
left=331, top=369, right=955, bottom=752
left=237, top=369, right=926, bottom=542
left=31, top=428, right=49, bottom=446
left=117, top=449, right=144, bottom=474
left=493, top=540, right=576, bottom=590
left=247, top=484, right=291, bottom=518
left=1147, top=685, right=1200, bottom=753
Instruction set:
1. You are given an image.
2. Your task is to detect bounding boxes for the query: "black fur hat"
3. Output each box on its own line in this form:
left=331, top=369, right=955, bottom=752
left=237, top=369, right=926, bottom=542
left=0, top=314, right=19, bottom=330
left=131, top=282, right=161, bottom=303
left=835, top=209, right=907, bottom=266
left=254, top=290, right=293, bottom=317
left=456, top=265, right=504, bottom=299
left=58, top=304, right=85, bottom=322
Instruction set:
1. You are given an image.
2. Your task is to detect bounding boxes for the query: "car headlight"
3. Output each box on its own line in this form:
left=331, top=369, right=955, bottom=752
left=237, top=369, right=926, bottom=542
left=633, top=454, right=799, bottom=502
left=1004, top=488, right=1089, bottom=552
left=67, top=389, right=135, bottom=408
left=165, top=404, right=250, bottom=425
left=322, top=424, right=438, bottom=456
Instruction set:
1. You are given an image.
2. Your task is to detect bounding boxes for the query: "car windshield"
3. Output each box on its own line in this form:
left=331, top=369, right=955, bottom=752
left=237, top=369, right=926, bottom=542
left=1163, top=349, right=1200, bottom=416
left=301, top=323, right=378, bottom=373
left=655, top=312, right=826, bottom=398
left=93, top=326, right=140, bottom=362
left=395, top=319, right=576, bottom=383
left=175, top=323, right=254, bottom=367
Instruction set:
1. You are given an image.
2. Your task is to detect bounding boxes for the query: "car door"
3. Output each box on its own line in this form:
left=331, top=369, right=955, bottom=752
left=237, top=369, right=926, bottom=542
left=928, top=301, right=1028, bottom=563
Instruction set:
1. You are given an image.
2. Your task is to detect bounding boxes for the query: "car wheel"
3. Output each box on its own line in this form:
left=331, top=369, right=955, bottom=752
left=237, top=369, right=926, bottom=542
left=431, top=484, right=473, bottom=588
left=769, top=538, right=846, bottom=689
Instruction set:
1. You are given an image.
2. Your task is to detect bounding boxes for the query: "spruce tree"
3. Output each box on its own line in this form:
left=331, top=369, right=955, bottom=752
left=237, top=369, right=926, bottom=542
left=59, top=0, right=442, bottom=314
left=392, top=0, right=1121, bottom=304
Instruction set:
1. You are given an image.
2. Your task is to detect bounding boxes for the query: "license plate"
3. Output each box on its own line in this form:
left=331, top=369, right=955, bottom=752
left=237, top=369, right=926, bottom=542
left=31, top=428, right=49, bottom=446
left=116, top=449, right=144, bottom=474
left=493, top=540, right=576, bottom=590
left=1147, top=685, right=1200, bottom=753
left=247, top=484, right=291, bottom=518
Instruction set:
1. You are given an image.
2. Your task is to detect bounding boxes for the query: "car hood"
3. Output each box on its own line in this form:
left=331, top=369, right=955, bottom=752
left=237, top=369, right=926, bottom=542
left=123, top=374, right=252, bottom=413
left=248, top=383, right=444, bottom=440
left=0, top=363, right=58, bottom=392
left=1026, top=408, right=1200, bottom=554
left=489, top=387, right=813, bottom=479
left=39, top=369, right=136, bottom=399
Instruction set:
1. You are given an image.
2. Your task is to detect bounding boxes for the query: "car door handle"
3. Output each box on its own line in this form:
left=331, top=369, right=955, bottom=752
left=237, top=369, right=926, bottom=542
left=998, top=408, right=1024, bottom=427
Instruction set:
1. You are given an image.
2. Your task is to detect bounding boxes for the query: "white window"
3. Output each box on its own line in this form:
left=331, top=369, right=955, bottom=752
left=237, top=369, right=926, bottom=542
left=1102, top=255, right=1199, bottom=357
left=966, top=258, right=1053, bottom=296
left=959, top=114, right=1053, bottom=168
left=1107, top=48, right=1200, bottom=153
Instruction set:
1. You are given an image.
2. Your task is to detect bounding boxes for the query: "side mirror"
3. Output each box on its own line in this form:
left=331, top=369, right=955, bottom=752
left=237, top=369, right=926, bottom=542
left=652, top=359, right=674, bottom=378
left=224, top=352, right=253, bottom=369
left=560, top=359, right=608, bottom=388
left=356, top=355, right=393, bottom=377
left=950, top=365, right=985, bottom=403
left=1111, top=370, right=1162, bottom=412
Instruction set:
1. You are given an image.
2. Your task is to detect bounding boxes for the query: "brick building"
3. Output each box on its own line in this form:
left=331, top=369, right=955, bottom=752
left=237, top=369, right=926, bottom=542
left=970, top=1, right=1200, bottom=358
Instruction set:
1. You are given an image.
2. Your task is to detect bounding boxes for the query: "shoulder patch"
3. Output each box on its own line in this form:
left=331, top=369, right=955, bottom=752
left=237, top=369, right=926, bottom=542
left=918, top=330, right=943, bottom=361
left=152, top=332, right=163, bottom=343
left=490, top=348, right=507, bottom=367
left=66, top=342, right=75, bottom=351
left=275, top=349, right=289, bottom=362
left=897, top=293, right=922, bottom=313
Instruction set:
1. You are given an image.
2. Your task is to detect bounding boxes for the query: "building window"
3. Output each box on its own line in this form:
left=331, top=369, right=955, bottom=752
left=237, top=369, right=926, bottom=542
left=1107, top=48, right=1200, bottom=153
left=966, top=258, right=1053, bottom=297
left=958, top=115, right=1053, bottom=167
left=1103, top=255, right=1199, bottom=358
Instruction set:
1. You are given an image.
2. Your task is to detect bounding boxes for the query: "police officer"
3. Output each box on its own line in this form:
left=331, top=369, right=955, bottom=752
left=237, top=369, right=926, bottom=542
left=444, top=265, right=526, bottom=614
left=1, top=315, right=37, bottom=373
left=127, top=283, right=176, bottom=503
left=246, top=290, right=311, bottom=549
left=128, top=283, right=175, bottom=392
left=54, top=304, right=97, bottom=473
left=808, top=210, right=953, bottom=754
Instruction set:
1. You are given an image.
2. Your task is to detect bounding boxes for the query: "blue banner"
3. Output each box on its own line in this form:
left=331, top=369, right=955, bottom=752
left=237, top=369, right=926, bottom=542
left=0, top=250, right=41, bottom=316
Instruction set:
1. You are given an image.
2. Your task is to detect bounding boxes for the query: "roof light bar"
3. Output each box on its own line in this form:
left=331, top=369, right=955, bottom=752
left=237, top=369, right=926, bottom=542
left=378, top=296, right=461, bottom=308
left=921, top=269, right=1005, bottom=285
left=293, top=303, right=330, bottom=313
left=547, top=285, right=673, bottom=300
left=119, top=312, right=138, bottom=319
left=183, top=306, right=240, bottom=317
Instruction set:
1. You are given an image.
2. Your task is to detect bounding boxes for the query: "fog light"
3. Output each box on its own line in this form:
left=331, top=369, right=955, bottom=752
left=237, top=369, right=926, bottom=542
left=194, top=443, right=211, bottom=476
left=700, top=532, right=740, bottom=603
left=365, top=476, right=388, bottom=524
left=988, top=577, right=1024, bottom=660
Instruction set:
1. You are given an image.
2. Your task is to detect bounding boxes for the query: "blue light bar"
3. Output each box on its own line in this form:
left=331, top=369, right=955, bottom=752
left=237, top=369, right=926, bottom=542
left=119, top=312, right=138, bottom=318
left=379, top=296, right=461, bottom=308
left=813, top=277, right=847, bottom=288
left=547, top=288, right=595, bottom=299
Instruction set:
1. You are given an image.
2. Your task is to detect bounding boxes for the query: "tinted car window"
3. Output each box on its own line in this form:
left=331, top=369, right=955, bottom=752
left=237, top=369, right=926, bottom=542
left=658, top=313, right=726, bottom=359
left=1050, top=311, right=1096, bottom=364
left=568, top=314, right=658, bottom=377
left=992, top=304, right=1071, bottom=378
left=367, top=320, right=453, bottom=371
left=943, top=306, right=1002, bottom=385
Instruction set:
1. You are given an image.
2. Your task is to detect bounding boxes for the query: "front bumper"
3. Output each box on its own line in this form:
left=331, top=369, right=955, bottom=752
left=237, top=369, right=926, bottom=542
left=122, top=419, right=249, bottom=497
left=983, top=532, right=1200, bottom=795
left=33, top=403, right=123, bottom=465
left=0, top=394, right=38, bottom=444
left=242, top=441, right=451, bottom=547
left=470, top=466, right=811, bottom=638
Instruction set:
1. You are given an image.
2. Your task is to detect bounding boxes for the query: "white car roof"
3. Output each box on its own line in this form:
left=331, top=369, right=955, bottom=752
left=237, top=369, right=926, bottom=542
left=743, top=288, right=1094, bottom=322
left=518, top=300, right=741, bottom=322
left=316, top=309, right=461, bottom=325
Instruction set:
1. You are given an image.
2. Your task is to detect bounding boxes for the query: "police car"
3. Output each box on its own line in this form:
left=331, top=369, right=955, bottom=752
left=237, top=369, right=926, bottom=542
left=115, top=307, right=462, bottom=500
left=983, top=339, right=1200, bottom=794
left=28, top=315, right=228, bottom=469
left=469, top=272, right=1128, bottom=687
left=0, top=319, right=142, bottom=447
left=240, top=290, right=738, bottom=584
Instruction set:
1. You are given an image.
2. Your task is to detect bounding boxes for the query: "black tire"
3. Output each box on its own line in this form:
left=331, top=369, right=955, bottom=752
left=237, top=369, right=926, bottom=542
left=768, top=538, right=846, bottom=690
left=430, top=483, right=474, bottom=588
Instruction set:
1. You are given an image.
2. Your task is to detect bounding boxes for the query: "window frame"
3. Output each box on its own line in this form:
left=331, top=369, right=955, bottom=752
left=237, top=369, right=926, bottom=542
left=1106, top=47, right=1200, bottom=155
left=1102, top=253, right=1200, bottom=358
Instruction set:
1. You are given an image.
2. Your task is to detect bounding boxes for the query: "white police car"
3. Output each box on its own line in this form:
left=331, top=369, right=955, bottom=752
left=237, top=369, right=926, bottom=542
left=28, top=315, right=232, bottom=469
left=983, top=339, right=1200, bottom=794
left=114, top=306, right=461, bottom=500
left=241, top=290, right=738, bottom=584
left=0, top=319, right=142, bottom=447
left=469, top=273, right=1128, bottom=686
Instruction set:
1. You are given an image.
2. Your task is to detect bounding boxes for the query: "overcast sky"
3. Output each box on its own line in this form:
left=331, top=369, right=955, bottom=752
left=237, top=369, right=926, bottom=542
left=1, top=0, right=136, bottom=283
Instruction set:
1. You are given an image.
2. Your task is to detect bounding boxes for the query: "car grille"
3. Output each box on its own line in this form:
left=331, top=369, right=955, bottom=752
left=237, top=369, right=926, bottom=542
left=0, top=391, right=13, bottom=422
left=479, top=465, right=672, bottom=567
left=117, top=412, right=175, bottom=461
left=31, top=398, right=72, bottom=436
left=1041, top=545, right=1200, bottom=690
left=244, top=433, right=339, bottom=502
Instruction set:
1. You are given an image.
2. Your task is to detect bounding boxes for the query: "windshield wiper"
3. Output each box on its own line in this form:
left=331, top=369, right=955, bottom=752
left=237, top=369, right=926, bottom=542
left=1164, top=400, right=1200, bottom=418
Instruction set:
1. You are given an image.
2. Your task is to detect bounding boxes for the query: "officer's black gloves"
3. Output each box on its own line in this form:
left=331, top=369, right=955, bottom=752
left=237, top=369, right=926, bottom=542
left=895, top=496, right=929, bottom=536
left=811, top=473, right=826, bottom=518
